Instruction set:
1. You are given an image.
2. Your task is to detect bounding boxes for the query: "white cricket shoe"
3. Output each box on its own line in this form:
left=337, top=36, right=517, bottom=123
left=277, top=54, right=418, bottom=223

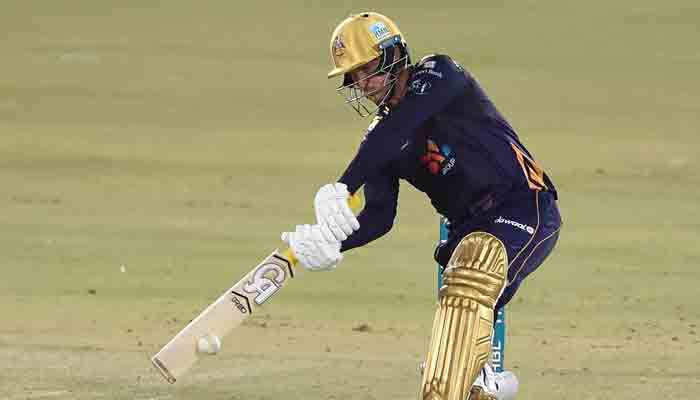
left=417, top=362, right=519, bottom=400
left=471, top=363, right=519, bottom=400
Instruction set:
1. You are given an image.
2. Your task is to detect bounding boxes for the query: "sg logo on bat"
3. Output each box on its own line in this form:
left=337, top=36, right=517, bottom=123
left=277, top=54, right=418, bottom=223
left=243, top=261, right=286, bottom=305
left=230, top=253, right=292, bottom=315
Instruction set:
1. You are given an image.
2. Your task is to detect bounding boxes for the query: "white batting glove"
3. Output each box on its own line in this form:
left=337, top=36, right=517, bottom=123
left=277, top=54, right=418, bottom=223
left=281, top=224, right=343, bottom=272
left=314, top=183, right=360, bottom=241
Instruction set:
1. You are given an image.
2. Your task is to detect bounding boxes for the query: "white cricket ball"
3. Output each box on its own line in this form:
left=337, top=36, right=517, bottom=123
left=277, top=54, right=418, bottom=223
left=197, top=335, right=222, bottom=355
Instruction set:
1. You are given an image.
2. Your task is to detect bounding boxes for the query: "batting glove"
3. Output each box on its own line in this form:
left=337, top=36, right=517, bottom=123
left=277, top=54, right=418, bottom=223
left=314, top=183, right=360, bottom=241
left=281, top=224, right=343, bottom=272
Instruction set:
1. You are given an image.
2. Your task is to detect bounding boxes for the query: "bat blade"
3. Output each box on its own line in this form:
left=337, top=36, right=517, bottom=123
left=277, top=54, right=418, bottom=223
left=151, top=250, right=295, bottom=383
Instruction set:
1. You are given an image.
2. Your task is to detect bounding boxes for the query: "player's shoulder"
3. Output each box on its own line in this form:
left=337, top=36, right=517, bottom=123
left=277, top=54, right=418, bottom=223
left=414, top=53, right=467, bottom=75
left=406, top=54, right=470, bottom=96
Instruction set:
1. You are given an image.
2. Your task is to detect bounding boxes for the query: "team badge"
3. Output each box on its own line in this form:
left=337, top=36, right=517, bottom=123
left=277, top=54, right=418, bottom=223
left=409, top=79, right=432, bottom=95
left=333, top=34, right=345, bottom=57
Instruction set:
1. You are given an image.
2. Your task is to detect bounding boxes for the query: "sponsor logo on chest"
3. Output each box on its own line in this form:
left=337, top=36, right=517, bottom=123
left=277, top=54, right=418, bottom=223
left=420, top=139, right=456, bottom=176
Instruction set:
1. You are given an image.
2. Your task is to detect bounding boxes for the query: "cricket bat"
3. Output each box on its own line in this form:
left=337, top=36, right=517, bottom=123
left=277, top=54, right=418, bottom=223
left=151, top=194, right=362, bottom=383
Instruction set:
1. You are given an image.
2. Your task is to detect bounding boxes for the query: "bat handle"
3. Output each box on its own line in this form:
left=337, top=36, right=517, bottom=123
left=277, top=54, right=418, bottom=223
left=282, top=192, right=363, bottom=267
left=282, top=248, right=299, bottom=266
left=347, top=192, right=363, bottom=213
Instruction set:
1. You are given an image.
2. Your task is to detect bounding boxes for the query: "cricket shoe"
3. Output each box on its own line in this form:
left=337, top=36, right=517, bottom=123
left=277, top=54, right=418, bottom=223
left=470, top=363, right=519, bottom=400
left=417, top=362, right=518, bottom=400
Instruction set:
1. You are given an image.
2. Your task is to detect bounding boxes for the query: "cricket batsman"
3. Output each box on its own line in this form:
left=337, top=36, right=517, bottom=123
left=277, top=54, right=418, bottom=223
left=282, top=12, right=562, bottom=400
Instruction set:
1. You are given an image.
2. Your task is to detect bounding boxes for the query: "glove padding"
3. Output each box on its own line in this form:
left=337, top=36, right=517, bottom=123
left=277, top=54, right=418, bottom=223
left=314, top=183, right=360, bottom=241
left=281, top=224, right=343, bottom=272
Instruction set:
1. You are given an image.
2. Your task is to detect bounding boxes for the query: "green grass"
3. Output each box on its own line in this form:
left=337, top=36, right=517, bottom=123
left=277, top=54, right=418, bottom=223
left=1, top=1, right=699, bottom=399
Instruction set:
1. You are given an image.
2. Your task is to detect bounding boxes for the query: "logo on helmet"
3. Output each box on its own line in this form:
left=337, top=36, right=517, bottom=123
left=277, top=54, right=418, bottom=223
left=333, top=34, right=345, bottom=57
left=369, top=22, right=391, bottom=41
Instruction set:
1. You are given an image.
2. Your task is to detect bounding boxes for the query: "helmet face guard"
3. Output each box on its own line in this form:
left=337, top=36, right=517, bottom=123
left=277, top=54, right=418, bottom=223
left=337, top=42, right=409, bottom=117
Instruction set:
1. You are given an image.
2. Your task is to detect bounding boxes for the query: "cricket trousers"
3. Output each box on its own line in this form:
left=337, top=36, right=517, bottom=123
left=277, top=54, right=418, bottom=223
left=434, top=189, right=562, bottom=311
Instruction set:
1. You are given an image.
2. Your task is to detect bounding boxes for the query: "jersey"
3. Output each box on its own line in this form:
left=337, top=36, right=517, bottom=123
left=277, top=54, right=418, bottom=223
left=339, top=54, right=557, bottom=251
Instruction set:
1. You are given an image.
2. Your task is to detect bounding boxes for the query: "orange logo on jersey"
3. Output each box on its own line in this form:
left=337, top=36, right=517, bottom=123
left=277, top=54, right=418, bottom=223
left=510, top=142, right=548, bottom=191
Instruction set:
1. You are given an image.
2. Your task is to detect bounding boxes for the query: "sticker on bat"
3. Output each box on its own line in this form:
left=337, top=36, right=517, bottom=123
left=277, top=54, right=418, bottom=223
left=230, top=295, right=249, bottom=314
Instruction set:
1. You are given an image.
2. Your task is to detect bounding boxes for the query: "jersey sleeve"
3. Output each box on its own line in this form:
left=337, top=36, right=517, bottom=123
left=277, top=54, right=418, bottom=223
left=340, top=172, right=399, bottom=252
left=339, top=55, right=469, bottom=193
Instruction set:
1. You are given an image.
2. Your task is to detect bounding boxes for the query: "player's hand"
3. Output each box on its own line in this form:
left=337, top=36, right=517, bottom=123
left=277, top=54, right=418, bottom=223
left=281, top=224, right=343, bottom=272
left=314, top=183, right=360, bottom=241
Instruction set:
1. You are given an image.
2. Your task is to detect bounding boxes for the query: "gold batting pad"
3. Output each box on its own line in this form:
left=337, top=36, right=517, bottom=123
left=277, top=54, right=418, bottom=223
left=421, top=232, right=507, bottom=400
left=468, top=386, right=498, bottom=400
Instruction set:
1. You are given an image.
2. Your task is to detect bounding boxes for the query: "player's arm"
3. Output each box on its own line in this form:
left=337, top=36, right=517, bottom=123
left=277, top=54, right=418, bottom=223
left=309, top=56, right=467, bottom=249
left=341, top=172, right=399, bottom=252
left=286, top=174, right=396, bottom=271
left=314, top=56, right=467, bottom=244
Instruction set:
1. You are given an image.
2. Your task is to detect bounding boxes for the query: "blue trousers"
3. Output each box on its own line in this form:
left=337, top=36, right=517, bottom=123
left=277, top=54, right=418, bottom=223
left=434, top=190, right=562, bottom=311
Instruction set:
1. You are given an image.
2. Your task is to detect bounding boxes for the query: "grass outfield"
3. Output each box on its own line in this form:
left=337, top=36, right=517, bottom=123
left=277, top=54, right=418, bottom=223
left=1, top=1, right=699, bottom=399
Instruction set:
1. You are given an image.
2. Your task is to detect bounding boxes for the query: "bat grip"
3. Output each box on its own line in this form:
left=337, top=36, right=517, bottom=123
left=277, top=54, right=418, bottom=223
left=283, top=192, right=363, bottom=267
left=282, top=248, right=299, bottom=266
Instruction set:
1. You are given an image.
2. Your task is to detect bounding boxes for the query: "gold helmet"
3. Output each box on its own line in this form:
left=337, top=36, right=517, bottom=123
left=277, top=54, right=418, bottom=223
left=328, top=12, right=410, bottom=116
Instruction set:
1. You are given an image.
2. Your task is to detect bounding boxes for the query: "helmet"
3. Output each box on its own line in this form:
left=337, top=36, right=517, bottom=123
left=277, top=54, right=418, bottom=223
left=328, top=12, right=410, bottom=116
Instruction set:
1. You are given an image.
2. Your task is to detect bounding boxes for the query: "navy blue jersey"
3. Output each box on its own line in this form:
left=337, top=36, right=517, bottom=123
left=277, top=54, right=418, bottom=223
left=339, top=54, right=557, bottom=251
